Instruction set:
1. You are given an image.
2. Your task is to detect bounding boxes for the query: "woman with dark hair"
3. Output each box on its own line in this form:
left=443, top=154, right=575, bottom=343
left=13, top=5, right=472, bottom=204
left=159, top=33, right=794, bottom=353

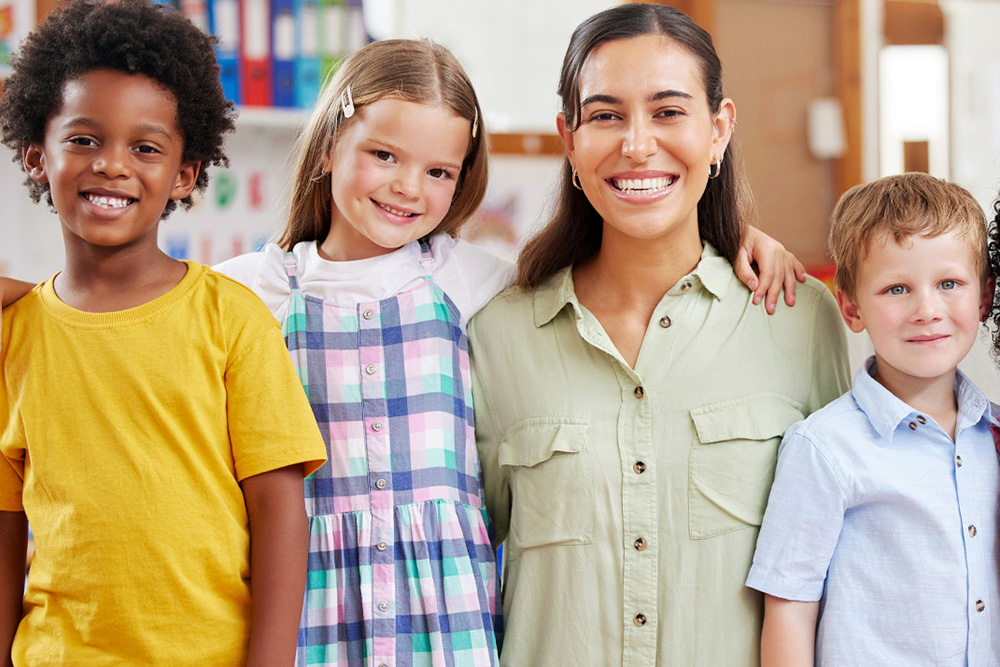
left=469, top=4, right=851, bottom=665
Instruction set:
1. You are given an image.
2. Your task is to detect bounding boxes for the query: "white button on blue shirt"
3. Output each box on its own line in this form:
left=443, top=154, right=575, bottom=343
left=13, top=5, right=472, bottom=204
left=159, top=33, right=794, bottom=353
left=747, top=357, right=1000, bottom=665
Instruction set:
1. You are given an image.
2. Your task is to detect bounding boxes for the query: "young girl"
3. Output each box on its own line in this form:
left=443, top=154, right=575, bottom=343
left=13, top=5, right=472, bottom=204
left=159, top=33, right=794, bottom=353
left=215, top=38, right=808, bottom=666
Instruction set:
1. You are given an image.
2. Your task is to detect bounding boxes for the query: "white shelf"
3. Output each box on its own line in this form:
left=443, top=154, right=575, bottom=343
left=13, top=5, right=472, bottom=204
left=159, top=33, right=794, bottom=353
left=234, top=106, right=309, bottom=131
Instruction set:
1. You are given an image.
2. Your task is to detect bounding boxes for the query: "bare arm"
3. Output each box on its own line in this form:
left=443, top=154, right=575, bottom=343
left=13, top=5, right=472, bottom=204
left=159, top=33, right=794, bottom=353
left=0, top=510, right=27, bottom=667
left=0, top=280, right=33, bottom=309
left=241, top=465, right=308, bottom=667
left=734, top=227, right=807, bottom=314
left=761, top=594, right=819, bottom=667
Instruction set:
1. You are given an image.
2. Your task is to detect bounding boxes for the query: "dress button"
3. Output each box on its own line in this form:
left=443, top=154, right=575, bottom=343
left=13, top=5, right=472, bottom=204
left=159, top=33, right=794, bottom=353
left=916, top=415, right=927, bottom=424
left=969, top=525, right=978, bottom=537
left=976, top=600, right=986, bottom=612
left=634, top=386, right=644, bottom=399
left=376, top=541, right=388, bottom=551
left=363, top=309, right=376, bottom=320
left=378, top=600, right=390, bottom=612
left=375, top=478, right=387, bottom=490
left=659, top=315, right=672, bottom=328
left=633, top=537, right=647, bottom=551
left=372, top=420, right=383, bottom=432
left=679, top=281, right=693, bottom=292
left=908, top=422, right=917, bottom=430
left=365, top=364, right=378, bottom=375
left=634, top=613, right=647, bottom=626
left=633, top=461, right=646, bottom=474
left=956, top=455, right=963, bottom=467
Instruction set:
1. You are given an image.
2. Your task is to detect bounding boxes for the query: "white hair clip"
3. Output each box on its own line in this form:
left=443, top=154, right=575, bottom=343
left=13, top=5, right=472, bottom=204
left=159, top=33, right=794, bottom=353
left=472, top=108, right=478, bottom=139
left=340, top=85, right=355, bottom=119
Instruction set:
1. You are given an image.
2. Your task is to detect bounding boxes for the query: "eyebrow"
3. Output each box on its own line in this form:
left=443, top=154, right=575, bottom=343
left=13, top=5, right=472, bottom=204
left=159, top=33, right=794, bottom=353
left=580, top=90, right=693, bottom=107
left=60, top=117, right=174, bottom=139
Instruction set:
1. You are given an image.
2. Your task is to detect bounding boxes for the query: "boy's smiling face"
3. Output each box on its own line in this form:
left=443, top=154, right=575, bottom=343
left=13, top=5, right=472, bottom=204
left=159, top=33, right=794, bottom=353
left=22, top=69, right=199, bottom=255
left=837, top=230, right=992, bottom=396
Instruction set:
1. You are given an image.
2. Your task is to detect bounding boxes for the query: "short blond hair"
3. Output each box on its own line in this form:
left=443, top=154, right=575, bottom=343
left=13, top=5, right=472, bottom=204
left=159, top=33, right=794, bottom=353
left=828, top=172, right=988, bottom=297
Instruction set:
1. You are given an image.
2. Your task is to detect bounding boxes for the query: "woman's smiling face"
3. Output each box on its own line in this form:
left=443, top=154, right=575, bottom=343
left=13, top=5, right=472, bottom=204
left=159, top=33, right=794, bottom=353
left=558, top=34, right=734, bottom=248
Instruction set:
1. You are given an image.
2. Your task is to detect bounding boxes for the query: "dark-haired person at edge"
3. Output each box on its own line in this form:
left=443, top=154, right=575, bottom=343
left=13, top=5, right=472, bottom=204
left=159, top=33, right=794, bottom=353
left=469, top=4, right=851, bottom=665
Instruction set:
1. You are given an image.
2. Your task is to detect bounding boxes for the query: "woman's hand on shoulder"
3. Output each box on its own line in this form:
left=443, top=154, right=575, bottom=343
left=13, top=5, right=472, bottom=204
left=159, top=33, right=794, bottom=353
left=735, top=227, right=806, bottom=314
left=0, top=278, right=34, bottom=309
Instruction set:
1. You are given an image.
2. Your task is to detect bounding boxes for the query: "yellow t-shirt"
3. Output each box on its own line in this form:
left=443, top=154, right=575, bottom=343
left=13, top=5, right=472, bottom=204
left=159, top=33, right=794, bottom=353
left=0, top=262, right=327, bottom=666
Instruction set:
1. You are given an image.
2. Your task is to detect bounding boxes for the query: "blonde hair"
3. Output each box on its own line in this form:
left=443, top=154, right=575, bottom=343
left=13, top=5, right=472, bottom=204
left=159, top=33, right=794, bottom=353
left=829, top=172, right=988, bottom=297
left=277, top=39, right=488, bottom=250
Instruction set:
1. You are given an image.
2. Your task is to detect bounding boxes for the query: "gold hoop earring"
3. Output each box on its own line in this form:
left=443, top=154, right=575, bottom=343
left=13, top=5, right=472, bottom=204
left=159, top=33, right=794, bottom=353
left=708, top=156, right=723, bottom=180
left=572, top=168, right=583, bottom=190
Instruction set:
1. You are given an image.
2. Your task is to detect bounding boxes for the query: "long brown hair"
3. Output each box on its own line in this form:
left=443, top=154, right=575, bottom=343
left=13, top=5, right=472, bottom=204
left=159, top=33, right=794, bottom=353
left=277, top=39, right=488, bottom=250
left=517, top=3, right=753, bottom=289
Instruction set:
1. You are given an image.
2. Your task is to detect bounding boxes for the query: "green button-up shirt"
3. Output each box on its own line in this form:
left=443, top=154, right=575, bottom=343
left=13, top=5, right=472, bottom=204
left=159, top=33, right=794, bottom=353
left=469, top=244, right=851, bottom=666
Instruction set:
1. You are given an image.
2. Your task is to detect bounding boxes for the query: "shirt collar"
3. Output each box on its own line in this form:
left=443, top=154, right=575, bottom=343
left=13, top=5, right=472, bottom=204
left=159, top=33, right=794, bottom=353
left=852, top=355, right=994, bottom=441
left=532, top=242, right=735, bottom=328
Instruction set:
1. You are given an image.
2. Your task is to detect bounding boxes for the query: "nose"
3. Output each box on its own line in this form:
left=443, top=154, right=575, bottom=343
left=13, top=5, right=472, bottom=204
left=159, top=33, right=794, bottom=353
left=912, top=288, right=943, bottom=322
left=390, top=167, right=421, bottom=199
left=621, top=117, right=657, bottom=163
left=93, top=143, right=131, bottom=179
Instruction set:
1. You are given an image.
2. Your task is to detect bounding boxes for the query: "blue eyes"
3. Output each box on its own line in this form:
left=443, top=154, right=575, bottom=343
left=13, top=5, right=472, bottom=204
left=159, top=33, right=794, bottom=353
left=886, top=280, right=959, bottom=295
left=888, top=285, right=907, bottom=295
left=940, top=280, right=956, bottom=290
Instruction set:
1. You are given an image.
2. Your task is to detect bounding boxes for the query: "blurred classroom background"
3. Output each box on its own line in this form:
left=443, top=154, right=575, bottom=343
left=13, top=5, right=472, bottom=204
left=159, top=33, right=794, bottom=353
left=1, top=0, right=998, bottom=398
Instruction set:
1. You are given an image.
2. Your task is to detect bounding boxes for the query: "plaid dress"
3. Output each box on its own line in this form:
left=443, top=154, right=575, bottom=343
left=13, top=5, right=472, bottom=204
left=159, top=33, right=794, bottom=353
left=283, top=245, right=501, bottom=667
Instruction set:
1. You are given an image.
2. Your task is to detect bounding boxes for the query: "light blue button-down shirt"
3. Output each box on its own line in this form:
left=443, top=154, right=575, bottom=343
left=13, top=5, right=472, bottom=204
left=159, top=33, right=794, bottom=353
left=747, top=357, right=1000, bottom=665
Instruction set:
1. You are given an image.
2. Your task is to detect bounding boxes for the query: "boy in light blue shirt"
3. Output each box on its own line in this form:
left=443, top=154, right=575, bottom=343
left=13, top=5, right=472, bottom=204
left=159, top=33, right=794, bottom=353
left=746, top=172, right=1000, bottom=666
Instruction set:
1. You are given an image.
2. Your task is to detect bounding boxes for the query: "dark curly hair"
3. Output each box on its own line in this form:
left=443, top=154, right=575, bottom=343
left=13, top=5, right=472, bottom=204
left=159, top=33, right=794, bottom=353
left=0, top=0, right=236, bottom=216
left=989, top=202, right=1000, bottom=358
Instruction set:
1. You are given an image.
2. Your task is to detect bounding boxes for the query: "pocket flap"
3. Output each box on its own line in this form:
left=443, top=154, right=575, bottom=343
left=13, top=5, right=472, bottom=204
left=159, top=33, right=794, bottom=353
left=499, top=420, right=589, bottom=468
left=691, top=394, right=804, bottom=444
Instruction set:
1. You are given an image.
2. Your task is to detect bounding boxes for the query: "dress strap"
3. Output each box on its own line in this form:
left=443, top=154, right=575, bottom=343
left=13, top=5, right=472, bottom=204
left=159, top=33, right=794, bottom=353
left=282, top=252, right=301, bottom=292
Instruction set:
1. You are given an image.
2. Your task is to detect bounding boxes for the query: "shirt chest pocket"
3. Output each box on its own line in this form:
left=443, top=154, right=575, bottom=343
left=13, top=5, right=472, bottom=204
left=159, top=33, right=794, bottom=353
left=499, top=420, right=594, bottom=561
left=688, top=394, right=804, bottom=540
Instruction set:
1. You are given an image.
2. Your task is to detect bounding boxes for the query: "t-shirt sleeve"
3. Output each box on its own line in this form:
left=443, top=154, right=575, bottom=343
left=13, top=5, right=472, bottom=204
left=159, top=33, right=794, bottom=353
left=225, top=319, right=327, bottom=481
left=745, top=422, right=847, bottom=601
left=213, top=246, right=292, bottom=322
left=431, top=235, right=515, bottom=322
left=0, top=313, right=25, bottom=511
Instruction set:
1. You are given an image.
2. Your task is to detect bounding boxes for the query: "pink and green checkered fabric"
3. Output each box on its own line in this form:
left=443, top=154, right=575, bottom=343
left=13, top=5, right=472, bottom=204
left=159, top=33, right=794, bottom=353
left=283, top=248, right=501, bottom=667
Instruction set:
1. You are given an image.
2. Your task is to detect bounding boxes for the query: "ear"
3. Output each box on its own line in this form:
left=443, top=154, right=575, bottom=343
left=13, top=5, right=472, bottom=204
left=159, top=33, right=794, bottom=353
left=23, top=144, right=48, bottom=184
left=836, top=287, right=866, bottom=333
left=170, top=161, right=200, bottom=200
left=711, top=98, right=736, bottom=159
left=980, top=276, right=996, bottom=323
left=556, top=112, right=575, bottom=167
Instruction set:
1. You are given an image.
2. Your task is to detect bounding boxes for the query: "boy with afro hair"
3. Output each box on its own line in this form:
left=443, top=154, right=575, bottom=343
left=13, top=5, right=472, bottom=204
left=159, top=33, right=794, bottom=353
left=0, top=1, right=327, bottom=665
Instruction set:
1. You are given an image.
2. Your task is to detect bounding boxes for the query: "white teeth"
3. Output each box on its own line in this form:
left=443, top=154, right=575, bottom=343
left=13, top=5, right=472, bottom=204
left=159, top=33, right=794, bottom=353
left=377, top=201, right=416, bottom=217
left=85, top=193, right=132, bottom=209
left=612, top=176, right=675, bottom=193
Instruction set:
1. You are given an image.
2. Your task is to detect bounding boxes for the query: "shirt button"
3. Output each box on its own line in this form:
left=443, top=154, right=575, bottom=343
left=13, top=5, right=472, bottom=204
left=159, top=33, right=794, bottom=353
left=363, top=309, right=376, bottom=320
left=634, top=386, right=644, bottom=399
left=956, top=455, right=963, bottom=467
left=633, top=537, right=647, bottom=551
left=968, top=525, right=978, bottom=537
left=372, top=420, right=383, bottom=432
left=916, top=415, right=927, bottom=424
left=680, top=281, right=693, bottom=292
left=633, top=461, right=646, bottom=474
left=908, top=422, right=917, bottom=430
left=634, top=613, right=647, bottom=626
left=378, top=600, right=390, bottom=612
left=379, top=664, right=389, bottom=667
left=659, top=315, right=672, bottom=328
left=365, top=364, right=378, bottom=375
left=375, top=478, right=387, bottom=490
left=976, top=600, right=986, bottom=612
left=376, top=541, right=388, bottom=551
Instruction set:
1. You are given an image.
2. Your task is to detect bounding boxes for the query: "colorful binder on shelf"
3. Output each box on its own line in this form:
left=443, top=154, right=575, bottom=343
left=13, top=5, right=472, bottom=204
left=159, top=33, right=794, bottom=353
left=345, top=0, right=367, bottom=52
left=270, top=0, right=296, bottom=107
left=317, top=0, right=345, bottom=86
left=294, top=0, right=321, bottom=109
left=241, top=0, right=272, bottom=106
left=206, top=0, right=240, bottom=103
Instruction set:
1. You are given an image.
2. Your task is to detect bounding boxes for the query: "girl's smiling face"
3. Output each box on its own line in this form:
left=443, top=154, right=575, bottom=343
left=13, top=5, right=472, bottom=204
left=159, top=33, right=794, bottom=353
left=319, top=98, right=471, bottom=262
left=557, top=34, right=734, bottom=250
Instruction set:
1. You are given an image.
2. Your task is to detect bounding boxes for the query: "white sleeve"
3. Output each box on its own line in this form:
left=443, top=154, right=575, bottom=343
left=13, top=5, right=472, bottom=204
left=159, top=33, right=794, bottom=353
left=430, top=235, right=516, bottom=323
left=213, top=244, right=293, bottom=321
